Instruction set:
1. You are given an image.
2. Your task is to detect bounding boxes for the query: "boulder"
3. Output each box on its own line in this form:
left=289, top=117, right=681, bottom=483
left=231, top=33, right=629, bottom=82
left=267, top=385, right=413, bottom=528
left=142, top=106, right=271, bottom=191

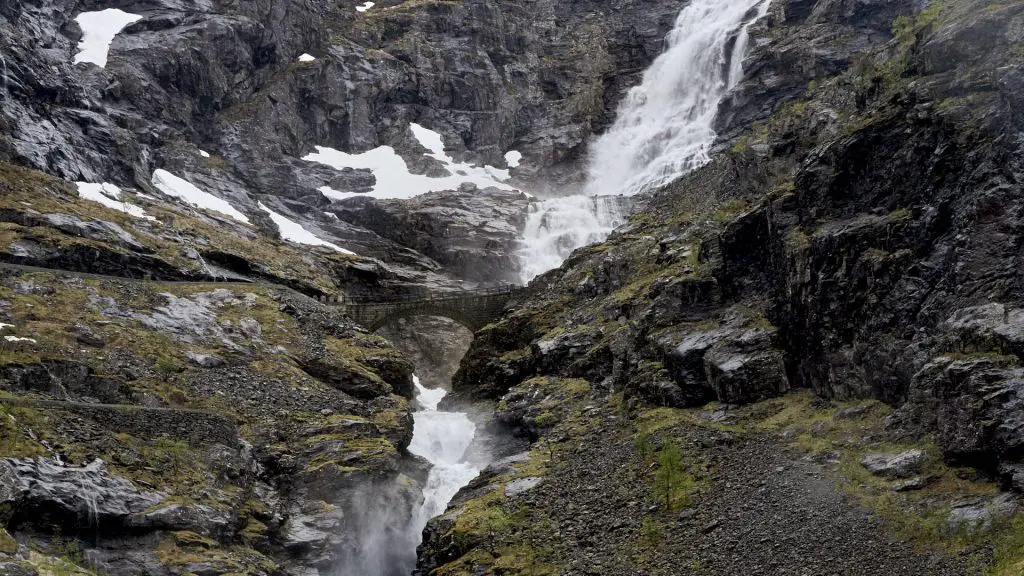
left=947, top=493, right=1019, bottom=532
left=897, top=356, right=1024, bottom=476
left=860, top=450, right=928, bottom=479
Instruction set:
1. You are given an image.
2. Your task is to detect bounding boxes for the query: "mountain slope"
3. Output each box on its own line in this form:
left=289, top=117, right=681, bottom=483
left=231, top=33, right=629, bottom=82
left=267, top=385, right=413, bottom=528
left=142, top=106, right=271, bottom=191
left=432, top=0, right=1024, bottom=572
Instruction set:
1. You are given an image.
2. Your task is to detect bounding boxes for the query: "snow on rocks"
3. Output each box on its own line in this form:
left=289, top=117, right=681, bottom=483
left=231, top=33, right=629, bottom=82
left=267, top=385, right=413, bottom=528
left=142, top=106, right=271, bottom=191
left=151, top=169, right=251, bottom=224
left=304, top=123, right=518, bottom=201
left=73, top=9, right=143, bottom=68
left=76, top=182, right=156, bottom=221
left=258, top=202, right=356, bottom=255
left=505, top=150, right=522, bottom=168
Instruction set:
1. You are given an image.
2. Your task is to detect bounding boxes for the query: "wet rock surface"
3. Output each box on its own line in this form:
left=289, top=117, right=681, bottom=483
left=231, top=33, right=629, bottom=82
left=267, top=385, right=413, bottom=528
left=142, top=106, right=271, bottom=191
left=0, top=267, right=420, bottom=574
left=435, top=0, right=1024, bottom=571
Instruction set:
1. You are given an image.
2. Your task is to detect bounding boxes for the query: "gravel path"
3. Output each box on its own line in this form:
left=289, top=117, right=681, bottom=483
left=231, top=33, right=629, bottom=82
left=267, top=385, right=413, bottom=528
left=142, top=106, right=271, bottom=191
left=511, top=414, right=968, bottom=575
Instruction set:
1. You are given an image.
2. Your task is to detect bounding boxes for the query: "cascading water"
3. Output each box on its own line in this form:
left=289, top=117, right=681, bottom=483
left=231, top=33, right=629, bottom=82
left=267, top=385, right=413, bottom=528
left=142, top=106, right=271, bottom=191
left=517, top=0, right=771, bottom=282
left=389, top=0, right=772, bottom=569
left=407, top=375, right=481, bottom=536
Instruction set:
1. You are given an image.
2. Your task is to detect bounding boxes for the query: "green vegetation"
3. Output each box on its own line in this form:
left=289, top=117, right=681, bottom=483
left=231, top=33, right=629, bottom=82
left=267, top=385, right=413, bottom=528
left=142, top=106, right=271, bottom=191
left=653, top=439, right=689, bottom=511
left=711, top=198, right=748, bottom=223
left=0, top=527, right=17, bottom=555
left=638, top=516, right=666, bottom=548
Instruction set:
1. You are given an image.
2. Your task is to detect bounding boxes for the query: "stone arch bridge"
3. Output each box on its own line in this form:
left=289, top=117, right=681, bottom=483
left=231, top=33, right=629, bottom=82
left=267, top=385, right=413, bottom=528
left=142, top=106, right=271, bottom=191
left=341, top=285, right=521, bottom=332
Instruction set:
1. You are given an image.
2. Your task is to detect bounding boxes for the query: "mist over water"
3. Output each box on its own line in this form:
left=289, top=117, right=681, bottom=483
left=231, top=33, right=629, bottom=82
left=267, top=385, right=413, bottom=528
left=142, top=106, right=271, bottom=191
left=517, top=0, right=771, bottom=283
left=335, top=376, right=483, bottom=576
left=347, top=2, right=774, bottom=572
left=408, top=376, right=481, bottom=521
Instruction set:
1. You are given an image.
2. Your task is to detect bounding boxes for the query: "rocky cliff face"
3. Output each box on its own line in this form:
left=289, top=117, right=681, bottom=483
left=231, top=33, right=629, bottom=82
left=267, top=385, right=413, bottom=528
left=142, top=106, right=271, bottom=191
left=428, top=0, right=1024, bottom=572
left=0, top=0, right=691, bottom=288
left=0, top=0, right=701, bottom=573
left=4, top=0, right=1024, bottom=573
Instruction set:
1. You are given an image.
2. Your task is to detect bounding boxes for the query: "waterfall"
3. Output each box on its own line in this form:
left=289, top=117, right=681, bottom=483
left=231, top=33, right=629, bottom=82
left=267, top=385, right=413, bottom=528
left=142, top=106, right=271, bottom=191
left=407, top=375, right=481, bottom=538
left=517, top=0, right=771, bottom=282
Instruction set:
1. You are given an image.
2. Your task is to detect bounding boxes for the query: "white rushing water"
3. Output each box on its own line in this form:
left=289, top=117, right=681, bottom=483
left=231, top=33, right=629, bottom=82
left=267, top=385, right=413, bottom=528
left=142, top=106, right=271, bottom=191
left=407, top=376, right=480, bottom=526
left=517, top=0, right=771, bottom=282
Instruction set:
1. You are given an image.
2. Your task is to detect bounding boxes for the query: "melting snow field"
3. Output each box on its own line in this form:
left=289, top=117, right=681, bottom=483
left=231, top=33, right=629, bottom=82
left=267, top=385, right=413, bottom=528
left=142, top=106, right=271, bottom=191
left=304, top=123, right=520, bottom=201
left=151, top=169, right=251, bottom=224
left=76, top=182, right=156, bottom=221
left=257, top=202, right=356, bottom=255
left=73, top=9, right=143, bottom=68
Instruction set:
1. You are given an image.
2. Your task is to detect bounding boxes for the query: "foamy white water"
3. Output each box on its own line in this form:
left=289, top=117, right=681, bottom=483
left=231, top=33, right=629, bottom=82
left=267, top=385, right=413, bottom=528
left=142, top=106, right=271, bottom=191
left=408, top=376, right=480, bottom=524
left=517, top=195, right=624, bottom=282
left=518, top=0, right=770, bottom=282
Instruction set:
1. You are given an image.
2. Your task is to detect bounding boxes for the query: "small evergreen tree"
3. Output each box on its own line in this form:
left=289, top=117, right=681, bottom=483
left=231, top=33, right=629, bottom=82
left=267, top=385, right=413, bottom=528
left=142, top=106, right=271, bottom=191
left=655, top=439, right=685, bottom=511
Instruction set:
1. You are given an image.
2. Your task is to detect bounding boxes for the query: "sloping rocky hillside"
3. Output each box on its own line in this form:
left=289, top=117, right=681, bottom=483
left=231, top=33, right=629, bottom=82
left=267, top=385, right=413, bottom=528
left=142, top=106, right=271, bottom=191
left=430, top=0, right=1024, bottom=573
left=0, top=0, right=703, bottom=573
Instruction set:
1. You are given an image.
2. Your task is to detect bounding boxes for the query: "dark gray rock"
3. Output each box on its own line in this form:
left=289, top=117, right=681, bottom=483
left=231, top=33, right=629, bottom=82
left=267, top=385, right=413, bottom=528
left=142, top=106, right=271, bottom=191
left=947, top=493, right=1018, bottom=533
left=897, top=357, right=1024, bottom=477
left=860, top=450, right=928, bottom=480
left=943, top=304, right=1024, bottom=359
left=704, top=329, right=791, bottom=405
left=186, top=351, right=225, bottom=368
left=0, top=458, right=163, bottom=533
left=332, top=185, right=531, bottom=284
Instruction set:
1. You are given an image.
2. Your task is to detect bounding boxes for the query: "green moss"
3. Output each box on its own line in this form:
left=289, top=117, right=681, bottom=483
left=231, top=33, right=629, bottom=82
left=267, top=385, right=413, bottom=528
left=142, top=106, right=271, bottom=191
left=533, top=411, right=557, bottom=428
left=171, top=530, right=219, bottom=549
left=0, top=404, right=49, bottom=458
left=20, top=551, right=98, bottom=576
left=155, top=353, right=183, bottom=374
left=154, top=536, right=277, bottom=573
left=454, top=488, right=511, bottom=535
left=992, top=515, right=1024, bottom=575
left=638, top=516, right=666, bottom=548
left=203, top=155, right=231, bottom=171
left=490, top=544, right=559, bottom=575
left=240, top=518, right=268, bottom=544
left=0, top=527, right=17, bottom=555
left=736, top=390, right=1021, bottom=564
left=323, top=336, right=404, bottom=387
left=711, top=198, right=748, bottom=223
left=499, top=346, right=533, bottom=363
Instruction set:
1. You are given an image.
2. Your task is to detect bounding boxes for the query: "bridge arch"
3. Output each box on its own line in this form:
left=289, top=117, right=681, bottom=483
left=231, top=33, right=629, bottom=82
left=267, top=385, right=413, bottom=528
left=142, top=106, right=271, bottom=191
left=341, top=287, right=519, bottom=333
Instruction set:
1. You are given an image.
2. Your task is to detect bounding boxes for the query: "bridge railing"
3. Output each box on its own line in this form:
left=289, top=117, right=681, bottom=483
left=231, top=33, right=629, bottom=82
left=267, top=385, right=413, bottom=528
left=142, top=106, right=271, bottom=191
left=343, top=284, right=522, bottom=305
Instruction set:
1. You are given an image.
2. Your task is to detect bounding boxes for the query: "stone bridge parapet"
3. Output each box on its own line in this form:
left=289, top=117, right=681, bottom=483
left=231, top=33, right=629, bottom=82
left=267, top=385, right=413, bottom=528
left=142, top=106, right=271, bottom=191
left=341, top=285, right=521, bottom=332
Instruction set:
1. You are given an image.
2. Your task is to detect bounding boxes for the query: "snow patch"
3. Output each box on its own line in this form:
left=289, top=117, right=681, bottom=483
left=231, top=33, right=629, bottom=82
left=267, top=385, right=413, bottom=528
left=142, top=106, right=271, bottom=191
left=76, top=182, right=156, bottom=221
left=73, top=9, right=143, bottom=68
left=298, top=53, right=316, bottom=62
left=304, top=123, right=518, bottom=201
left=410, top=123, right=452, bottom=163
left=258, top=202, right=356, bottom=255
left=0, top=323, right=14, bottom=330
left=504, top=150, right=522, bottom=168
left=4, top=336, right=36, bottom=344
left=356, top=2, right=375, bottom=12
left=151, top=169, right=251, bottom=224
left=199, top=150, right=211, bottom=158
